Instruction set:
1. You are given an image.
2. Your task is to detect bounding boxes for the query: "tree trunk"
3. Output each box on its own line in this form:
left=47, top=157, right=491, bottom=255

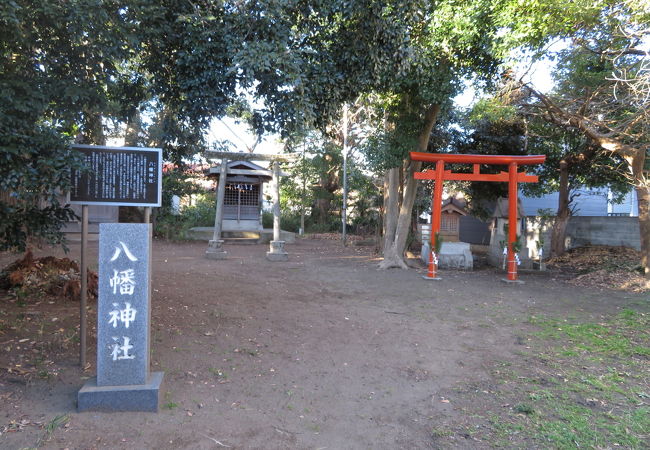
left=125, top=110, right=144, bottom=147
left=313, top=197, right=331, bottom=225
left=629, top=150, right=649, bottom=278
left=551, top=160, right=570, bottom=257
left=636, top=184, right=649, bottom=278
left=379, top=103, right=440, bottom=269
left=382, top=167, right=400, bottom=255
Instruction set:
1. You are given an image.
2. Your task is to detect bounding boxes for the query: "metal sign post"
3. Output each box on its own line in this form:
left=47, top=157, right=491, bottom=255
left=80, top=205, right=88, bottom=368
left=342, top=104, right=349, bottom=246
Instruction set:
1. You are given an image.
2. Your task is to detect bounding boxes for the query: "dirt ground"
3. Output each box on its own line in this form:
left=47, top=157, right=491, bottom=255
left=0, top=237, right=647, bottom=449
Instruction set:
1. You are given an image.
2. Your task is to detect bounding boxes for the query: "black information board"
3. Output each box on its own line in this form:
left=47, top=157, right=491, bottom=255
left=69, top=145, right=162, bottom=206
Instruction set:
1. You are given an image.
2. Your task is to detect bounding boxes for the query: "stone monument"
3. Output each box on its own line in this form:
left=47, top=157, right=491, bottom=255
left=78, top=223, right=163, bottom=412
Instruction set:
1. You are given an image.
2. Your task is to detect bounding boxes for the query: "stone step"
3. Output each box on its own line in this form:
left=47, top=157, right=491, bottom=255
left=222, top=237, right=259, bottom=245
left=223, top=231, right=261, bottom=239
left=188, top=227, right=296, bottom=244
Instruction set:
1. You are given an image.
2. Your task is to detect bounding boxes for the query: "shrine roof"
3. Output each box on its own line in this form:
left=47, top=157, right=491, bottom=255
left=441, top=198, right=468, bottom=216
left=207, top=160, right=288, bottom=180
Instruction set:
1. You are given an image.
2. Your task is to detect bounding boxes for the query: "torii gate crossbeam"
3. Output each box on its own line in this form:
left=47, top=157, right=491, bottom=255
left=410, top=152, right=546, bottom=282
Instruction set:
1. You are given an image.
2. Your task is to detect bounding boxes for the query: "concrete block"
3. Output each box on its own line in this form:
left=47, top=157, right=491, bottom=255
left=205, top=239, right=227, bottom=260
left=78, top=372, right=164, bottom=412
left=421, top=242, right=473, bottom=270
left=266, top=240, right=288, bottom=261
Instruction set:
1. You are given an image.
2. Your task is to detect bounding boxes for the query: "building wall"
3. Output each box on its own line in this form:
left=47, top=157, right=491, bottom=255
left=565, top=216, right=641, bottom=250
left=521, top=187, right=638, bottom=217
left=521, top=188, right=611, bottom=216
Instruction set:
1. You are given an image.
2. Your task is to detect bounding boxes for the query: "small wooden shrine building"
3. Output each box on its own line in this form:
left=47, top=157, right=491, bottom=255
left=439, top=198, right=468, bottom=242
left=204, top=150, right=296, bottom=261
left=207, top=160, right=271, bottom=231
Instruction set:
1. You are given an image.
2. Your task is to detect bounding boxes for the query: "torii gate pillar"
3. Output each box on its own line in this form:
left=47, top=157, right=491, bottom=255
left=507, top=162, right=520, bottom=283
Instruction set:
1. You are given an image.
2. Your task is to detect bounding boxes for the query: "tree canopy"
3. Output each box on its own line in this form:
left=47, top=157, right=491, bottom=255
left=0, top=0, right=418, bottom=251
left=2, top=0, right=647, bottom=271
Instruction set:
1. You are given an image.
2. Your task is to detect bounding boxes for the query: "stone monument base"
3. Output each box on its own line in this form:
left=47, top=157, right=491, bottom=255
left=78, top=371, right=164, bottom=412
left=500, top=278, right=525, bottom=285
left=266, top=240, right=288, bottom=261
left=422, top=275, right=442, bottom=281
left=421, top=242, right=473, bottom=270
left=205, top=239, right=227, bottom=260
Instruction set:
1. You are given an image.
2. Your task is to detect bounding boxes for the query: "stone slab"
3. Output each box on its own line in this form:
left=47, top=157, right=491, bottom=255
left=206, top=250, right=228, bottom=259
left=78, top=372, right=164, bottom=412
left=266, top=240, right=288, bottom=261
left=500, top=278, right=525, bottom=285
left=188, top=227, right=296, bottom=244
left=421, top=242, right=473, bottom=270
left=266, top=252, right=289, bottom=261
left=97, top=223, right=151, bottom=386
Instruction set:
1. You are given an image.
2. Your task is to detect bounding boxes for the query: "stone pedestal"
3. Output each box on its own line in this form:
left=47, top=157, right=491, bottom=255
left=500, top=278, right=525, bottom=285
left=422, top=275, right=442, bottom=281
left=266, top=240, right=288, bottom=261
left=421, top=242, right=473, bottom=270
left=532, top=260, right=546, bottom=271
left=206, top=239, right=227, bottom=260
left=78, top=372, right=164, bottom=412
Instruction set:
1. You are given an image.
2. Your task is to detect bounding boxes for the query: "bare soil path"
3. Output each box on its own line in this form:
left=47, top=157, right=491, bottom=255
left=1, top=238, right=646, bottom=449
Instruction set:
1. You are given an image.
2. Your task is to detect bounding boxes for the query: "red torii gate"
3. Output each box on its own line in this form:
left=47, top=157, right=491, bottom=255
left=410, top=152, right=546, bottom=282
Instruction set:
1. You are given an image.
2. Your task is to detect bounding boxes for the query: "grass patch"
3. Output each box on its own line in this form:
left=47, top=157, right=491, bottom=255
left=529, top=310, right=649, bottom=358
left=466, top=309, right=649, bottom=448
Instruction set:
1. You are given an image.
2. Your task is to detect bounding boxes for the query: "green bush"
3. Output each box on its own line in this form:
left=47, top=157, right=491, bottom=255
left=154, top=193, right=215, bottom=240
left=154, top=214, right=194, bottom=241
left=181, top=194, right=215, bottom=227
left=262, top=210, right=302, bottom=233
left=308, top=220, right=340, bottom=233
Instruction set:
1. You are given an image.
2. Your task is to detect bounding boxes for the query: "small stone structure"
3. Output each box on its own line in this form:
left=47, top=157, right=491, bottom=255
left=207, top=160, right=271, bottom=232
left=420, top=199, right=473, bottom=270
left=78, top=223, right=163, bottom=412
left=421, top=240, right=473, bottom=270
left=487, top=198, right=533, bottom=269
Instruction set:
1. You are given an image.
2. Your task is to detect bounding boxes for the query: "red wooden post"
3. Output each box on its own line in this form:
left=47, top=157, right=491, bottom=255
left=426, top=160, right=445, bottom=279
left=507, top=162, right=519, bottom=281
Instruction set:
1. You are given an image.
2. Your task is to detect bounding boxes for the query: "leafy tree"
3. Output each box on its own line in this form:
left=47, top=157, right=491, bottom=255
left=357, top=0, right=504, bottom=269
left=522, top=123, right=629, bottom=257
left=281, top=128, right=378, bottom=233
left=458, top=104, right=629, bottom=256
left=0, top=0, right=136, bottom=251
left=1, top=0, right=425, bottom=251
left=501, top=1, right=649, bottom=274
